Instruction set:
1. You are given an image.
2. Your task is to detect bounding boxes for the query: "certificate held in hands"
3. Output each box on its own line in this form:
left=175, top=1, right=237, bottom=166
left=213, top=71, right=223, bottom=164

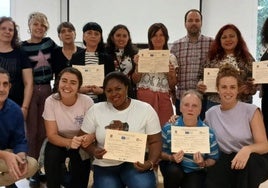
left=252, top=61, right=268, bottom=84
left=203, top=68, right=219, bottom=93
left=72, top=64, right=104, bottom=86
left=171, top=126, right=210, bottom=154
left=138, top=49, right=170, bottom=73
left=103, top=129, right=147, bottom=163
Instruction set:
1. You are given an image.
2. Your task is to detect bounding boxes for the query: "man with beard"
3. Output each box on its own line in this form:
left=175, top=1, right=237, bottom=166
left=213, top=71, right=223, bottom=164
left=171, top=9, right=213, bottom=120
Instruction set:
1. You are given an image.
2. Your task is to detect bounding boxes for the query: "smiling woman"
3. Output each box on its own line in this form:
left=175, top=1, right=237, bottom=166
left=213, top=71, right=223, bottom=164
left=0, top=0, right=10, bottom=17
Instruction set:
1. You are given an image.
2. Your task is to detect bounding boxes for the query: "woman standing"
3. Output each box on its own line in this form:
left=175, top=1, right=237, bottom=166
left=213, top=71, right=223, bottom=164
left=205, top=63, right=268, bottom=188
left=43, top=67, right=94, bottom=188
left=21, top=12, right=57, bottom=187
left=106, top=24, right=138, bottom=98
left=70, top=22, right=114, bottom=102
left=132, top=23, right=177, bottom=126
left=51, top=22, right=84, bottom=82
left=0, top=16, right=33, bottom=120
left=197, top=24, right=256, bottom=110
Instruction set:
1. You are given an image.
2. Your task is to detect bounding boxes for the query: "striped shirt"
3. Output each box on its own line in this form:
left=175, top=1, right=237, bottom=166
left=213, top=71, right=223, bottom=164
left=171, top=35, right=213, bottom=99
left=162, top=116, right=219, bottom=173
left=85, top=51, right=99, bottom=65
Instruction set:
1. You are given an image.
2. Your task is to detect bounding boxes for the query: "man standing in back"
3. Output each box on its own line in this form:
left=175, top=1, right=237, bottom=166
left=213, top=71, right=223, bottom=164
left=171, top=9, right=213, bottom=119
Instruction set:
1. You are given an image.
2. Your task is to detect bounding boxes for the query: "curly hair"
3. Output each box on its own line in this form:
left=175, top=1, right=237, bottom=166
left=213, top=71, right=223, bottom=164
left=208, top=24, right=252, bottom=63
left=216, top=63, right=242, bottom=89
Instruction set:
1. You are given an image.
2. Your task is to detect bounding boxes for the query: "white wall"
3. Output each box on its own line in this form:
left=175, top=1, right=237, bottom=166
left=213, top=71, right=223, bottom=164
left=69, top=0, right=200, bottom=44
left=10, top=0, right=258, bottom=55
left=10, top=0, right=62, bottom=44
left=202, top=0, right=258, bottom=58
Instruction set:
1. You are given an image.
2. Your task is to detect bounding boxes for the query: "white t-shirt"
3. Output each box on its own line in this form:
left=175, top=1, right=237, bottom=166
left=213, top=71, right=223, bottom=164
left=43, top=94, right=94, bottom=138
left=81, top=99, right=161, bottom=167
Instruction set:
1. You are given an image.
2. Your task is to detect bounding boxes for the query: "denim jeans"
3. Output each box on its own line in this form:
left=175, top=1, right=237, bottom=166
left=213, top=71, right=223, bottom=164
left=93, top=162, right=156, bottom=188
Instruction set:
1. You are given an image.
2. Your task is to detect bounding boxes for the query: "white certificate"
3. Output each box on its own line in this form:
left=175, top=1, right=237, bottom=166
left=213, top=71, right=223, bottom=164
left=203, top=68, right=219, bottom=93
left=103, top=129, right=147, bottom=163
left=252, top=61, right=268, bottom=84
left=138, top=49, right=170, bottom=73
left=72, top=64, right=104, bottom=86
left=171, top=126, right=210, bottom=154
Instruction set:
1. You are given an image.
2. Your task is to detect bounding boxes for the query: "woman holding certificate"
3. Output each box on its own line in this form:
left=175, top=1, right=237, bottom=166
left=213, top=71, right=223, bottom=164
left=205, top=63, right=268, bottom=188
left=197, top=24, right=256, bottom=110
left=80, top=71, right=162, bottom=188
left=70, top=22, right=115, bottom=102
left=160, top=89, right=219, bottom=188
left=43, top=67, right=95, bottom=188
left=132, top=23, right=178, bottom=126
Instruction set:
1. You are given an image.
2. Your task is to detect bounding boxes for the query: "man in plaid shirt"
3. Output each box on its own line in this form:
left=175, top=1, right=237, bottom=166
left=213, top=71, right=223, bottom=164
left=171, top=9, right=213, bottom=120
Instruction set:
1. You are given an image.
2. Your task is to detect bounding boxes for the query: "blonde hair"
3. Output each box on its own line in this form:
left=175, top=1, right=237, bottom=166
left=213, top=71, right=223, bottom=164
left=28, top=12, right=49, bottom=31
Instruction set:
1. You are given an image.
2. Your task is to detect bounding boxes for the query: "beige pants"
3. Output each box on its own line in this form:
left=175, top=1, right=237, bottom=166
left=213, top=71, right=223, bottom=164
left=0, top=156, right=39, bottom=186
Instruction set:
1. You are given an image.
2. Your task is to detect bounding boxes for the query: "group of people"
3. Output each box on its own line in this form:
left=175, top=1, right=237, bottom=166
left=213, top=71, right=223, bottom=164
left=0, top=8, right=268, bottom=188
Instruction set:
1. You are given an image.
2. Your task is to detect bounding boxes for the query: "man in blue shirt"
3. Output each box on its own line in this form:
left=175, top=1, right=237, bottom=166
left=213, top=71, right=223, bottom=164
left=0, top=67, right=38, bottom=187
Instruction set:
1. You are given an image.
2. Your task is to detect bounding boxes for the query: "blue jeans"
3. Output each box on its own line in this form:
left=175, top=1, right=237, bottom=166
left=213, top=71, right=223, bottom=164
left=93, top=163, right=156, bottom=188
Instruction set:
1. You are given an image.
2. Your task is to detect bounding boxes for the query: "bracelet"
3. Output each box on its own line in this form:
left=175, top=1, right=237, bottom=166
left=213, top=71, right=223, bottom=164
left=147, top=160, right=154, bottom=171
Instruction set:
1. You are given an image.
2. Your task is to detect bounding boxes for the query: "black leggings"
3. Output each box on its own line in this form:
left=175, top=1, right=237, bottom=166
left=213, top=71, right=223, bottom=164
left=44, top=142, right=91, bottom=188
left=206, top=152, right=268, bottom=188
left=159, top=160, right=206, bottom=188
